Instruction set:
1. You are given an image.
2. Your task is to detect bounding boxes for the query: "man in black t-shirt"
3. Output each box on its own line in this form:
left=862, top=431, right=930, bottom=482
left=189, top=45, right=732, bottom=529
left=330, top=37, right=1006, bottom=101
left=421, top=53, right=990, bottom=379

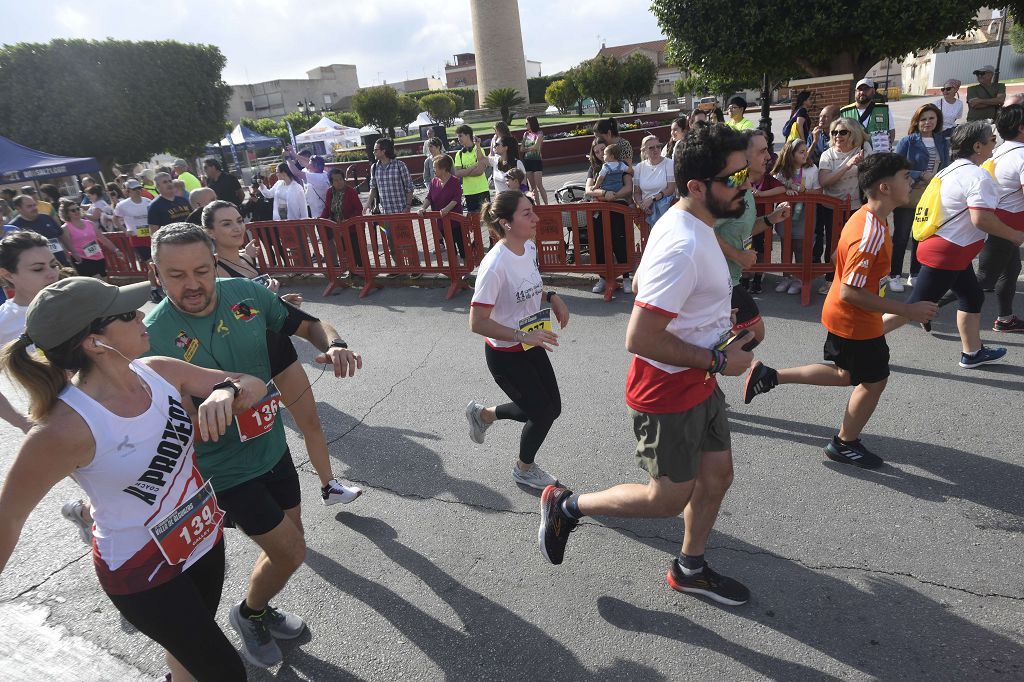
left=6, top=195, right=73, bottom=265
left=147, top=172, right=192, bottom=233
left=203, top=158, right=244, bottom=206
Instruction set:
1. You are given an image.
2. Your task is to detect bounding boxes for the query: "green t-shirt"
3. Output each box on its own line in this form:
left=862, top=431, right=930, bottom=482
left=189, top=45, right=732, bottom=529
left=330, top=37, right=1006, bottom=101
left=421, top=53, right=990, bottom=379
left=966, top=82, right=1006, bottom=121
left=714, top=191, right=756, bottom=285
left=143, top=278, right=290, bottom=492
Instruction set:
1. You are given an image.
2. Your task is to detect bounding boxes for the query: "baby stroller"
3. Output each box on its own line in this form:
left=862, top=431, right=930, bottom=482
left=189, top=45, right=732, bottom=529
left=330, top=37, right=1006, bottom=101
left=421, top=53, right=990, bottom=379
left=554, top=181, right=590, bottom=264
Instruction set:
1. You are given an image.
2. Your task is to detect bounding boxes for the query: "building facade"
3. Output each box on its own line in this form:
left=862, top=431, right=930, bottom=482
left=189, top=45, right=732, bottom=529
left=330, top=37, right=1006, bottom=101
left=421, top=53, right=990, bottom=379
left=597, top=39, right=682, bottom=102
left=227, top=63, right=360, bottom=122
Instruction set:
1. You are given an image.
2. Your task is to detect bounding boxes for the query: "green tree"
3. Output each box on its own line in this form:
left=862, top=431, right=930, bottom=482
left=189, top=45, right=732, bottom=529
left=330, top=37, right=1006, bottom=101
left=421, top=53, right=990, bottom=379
left=621, top=53, right=658, bottom=113
left=397, top=95, right=421, bottom=135
left=419, top=92, right=460, bottom=127
left=352, top=85, right=402, bottom=138
left=324, top=110, right=361, bottom=128
left=545, top=79, right=580, bottom=115
left=652, top=0, right=996, bottom=102
left=528, top=76, right=558, bottom=103
left=571, top=55, right=624, bottom=115
left=0, top=39, right=230, bottom=174
left=484, top=87, right=526, bottom=125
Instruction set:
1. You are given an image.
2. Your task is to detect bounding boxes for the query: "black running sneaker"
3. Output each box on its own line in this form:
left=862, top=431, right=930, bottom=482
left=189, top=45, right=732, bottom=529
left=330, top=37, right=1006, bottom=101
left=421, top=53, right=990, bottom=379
left=666, top=560, right=750, bottom=606
left=743, top=361, right=778, bottom=404
left=993, top=316, right=1024, bottom=333
left=824, top=435, right=884, bottom=469
left=538, top=485, right=578, bottom=565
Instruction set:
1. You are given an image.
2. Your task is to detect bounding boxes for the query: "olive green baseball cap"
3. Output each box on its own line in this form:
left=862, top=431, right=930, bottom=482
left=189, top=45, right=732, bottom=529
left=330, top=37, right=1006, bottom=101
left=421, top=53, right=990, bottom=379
left=25, top=277, right=151, bottom=351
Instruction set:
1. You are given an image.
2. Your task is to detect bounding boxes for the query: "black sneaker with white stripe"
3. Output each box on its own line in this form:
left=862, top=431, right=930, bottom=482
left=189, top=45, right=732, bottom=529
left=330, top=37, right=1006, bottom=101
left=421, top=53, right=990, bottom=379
left=824, top=435, right=883, bottom=469
left=666, top=559, right=749, bottom=606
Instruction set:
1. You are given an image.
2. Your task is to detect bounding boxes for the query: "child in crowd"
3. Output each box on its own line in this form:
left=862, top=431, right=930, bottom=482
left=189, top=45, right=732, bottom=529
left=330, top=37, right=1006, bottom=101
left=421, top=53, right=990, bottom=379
left=770, top=139, right=822, bottom=295
left=593, top=145, right=632, bottom=193
left=504, top=167, right=530, bottom=194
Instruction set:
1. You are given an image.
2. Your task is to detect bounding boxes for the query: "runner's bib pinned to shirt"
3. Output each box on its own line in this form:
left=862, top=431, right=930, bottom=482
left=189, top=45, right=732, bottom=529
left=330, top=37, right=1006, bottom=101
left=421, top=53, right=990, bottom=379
left=135, top=226, right=151, bottom=237
left=47, top=238, right=63, bottom=253
left=146, top=479, right=223, bottom=565
left=83, top=241, right=102, bottom=258
left=519, top=308, right=552, bottom=350
left=236, top=381, right=282, bottom=442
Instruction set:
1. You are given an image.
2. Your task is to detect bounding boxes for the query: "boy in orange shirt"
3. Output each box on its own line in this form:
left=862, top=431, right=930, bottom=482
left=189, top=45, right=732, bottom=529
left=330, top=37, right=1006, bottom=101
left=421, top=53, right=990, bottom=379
left=742, top=153, right=938, bottom=468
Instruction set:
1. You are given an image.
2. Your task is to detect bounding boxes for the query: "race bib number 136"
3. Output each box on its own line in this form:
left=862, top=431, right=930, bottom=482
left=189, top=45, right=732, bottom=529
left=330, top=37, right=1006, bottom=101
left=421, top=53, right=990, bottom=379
left=236, top=381, right=282, bottom=442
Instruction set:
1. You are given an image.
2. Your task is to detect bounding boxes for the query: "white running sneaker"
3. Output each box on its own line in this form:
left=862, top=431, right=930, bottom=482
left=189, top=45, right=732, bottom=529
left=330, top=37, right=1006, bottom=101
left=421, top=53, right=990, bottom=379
left=888, top=276, right=905, bottom=293
left=321, top=479, right=362, bottom=506
left=465, top=401, right=491, bottom=444
left=512, top=463, right=559, bottom=490
left=622, top=277, right=632, bottom=295
left=61, top=499, right=93, bottom=545
left=906, top=275, right=915, bottom=287
left=786, top=280, right=802, bottom=295
left=775, top=277, right=791, bottom=293
left=591, top=278, right=606, bottom=294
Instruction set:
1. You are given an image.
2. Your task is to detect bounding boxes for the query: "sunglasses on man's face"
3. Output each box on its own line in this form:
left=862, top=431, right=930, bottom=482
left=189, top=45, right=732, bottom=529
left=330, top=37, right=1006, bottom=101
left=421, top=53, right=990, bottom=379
left=705, top=166, right=749, bottom=189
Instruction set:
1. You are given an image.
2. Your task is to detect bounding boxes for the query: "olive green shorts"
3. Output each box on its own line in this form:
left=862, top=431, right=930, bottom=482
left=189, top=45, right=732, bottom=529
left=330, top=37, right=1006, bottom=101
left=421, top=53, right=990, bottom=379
left=631, top=385, right=731, bottom=483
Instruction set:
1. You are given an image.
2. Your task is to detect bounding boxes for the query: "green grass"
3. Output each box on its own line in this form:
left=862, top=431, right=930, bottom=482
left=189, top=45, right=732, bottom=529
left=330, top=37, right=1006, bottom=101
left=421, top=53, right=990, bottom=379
left=393, top=115, right=603, bottom=143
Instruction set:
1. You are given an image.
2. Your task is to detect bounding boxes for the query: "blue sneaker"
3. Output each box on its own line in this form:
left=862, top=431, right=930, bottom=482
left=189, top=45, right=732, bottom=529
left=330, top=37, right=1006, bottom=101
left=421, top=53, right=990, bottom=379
left=959, top=346, right=1007, bottom=369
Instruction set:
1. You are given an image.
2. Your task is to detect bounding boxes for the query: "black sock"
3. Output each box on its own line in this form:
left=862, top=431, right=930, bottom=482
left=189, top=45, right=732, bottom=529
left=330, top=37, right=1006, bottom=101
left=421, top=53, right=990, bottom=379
left=837, top=435, right=859, bottom=445
left=678, top=552, right=705, bottom=572
left=561, top=493, right=584, bottom=520
left=239, top=600, right=265, bottom=619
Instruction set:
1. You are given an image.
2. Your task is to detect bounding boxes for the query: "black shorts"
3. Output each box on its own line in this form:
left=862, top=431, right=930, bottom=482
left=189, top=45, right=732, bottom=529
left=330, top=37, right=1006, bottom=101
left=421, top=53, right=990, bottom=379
left=268, top=330, right=299, bottom=378
left=731, top=285, right=761, bottom=331
left=74, top=258, right=107, bottom=278
left=216, top=449, right=300, bottom=536
left=823, top=332, right=890, bottom=386
left=523, top=157, right=543, bottom=173
left=464, top=191, right=491, bottom=213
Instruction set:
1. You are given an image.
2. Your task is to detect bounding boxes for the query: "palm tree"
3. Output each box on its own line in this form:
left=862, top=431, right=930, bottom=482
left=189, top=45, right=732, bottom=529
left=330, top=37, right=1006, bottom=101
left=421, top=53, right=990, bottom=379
left=484, top=88, right=526, bottom=125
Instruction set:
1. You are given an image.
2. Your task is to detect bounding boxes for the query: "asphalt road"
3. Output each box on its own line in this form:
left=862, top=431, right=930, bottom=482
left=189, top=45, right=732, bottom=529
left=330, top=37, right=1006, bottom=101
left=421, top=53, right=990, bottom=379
left=1, top=262, right=1022, bottom=680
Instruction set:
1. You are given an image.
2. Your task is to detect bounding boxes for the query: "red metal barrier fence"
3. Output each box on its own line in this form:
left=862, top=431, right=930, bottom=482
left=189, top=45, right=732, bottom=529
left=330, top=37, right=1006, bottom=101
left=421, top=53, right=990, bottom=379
left=102, top=196, right=848, bottom=306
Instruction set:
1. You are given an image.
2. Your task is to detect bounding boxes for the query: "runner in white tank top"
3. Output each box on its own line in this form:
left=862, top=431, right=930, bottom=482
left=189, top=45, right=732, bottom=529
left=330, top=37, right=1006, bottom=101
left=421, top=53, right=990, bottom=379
left=0, top=276, right=265, bottom=681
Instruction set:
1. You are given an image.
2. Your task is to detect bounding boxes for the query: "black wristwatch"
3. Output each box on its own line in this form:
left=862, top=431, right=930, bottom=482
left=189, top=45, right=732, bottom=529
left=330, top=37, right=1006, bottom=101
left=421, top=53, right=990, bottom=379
left=330, top=339, right=348, bottom=349
left=211, top=379, right=240, bottom=397
left=545, top=291, right=557, bottom=303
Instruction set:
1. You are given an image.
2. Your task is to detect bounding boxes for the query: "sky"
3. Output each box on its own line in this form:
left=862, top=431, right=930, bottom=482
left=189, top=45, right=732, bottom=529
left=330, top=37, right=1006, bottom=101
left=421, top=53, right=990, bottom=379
left=5, top=0, right=665, bottom=86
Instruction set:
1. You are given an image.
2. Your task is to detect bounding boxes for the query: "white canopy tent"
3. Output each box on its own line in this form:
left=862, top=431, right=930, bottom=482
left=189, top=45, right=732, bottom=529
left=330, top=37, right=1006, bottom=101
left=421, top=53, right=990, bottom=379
left=295, top=116, right=362, bottom=148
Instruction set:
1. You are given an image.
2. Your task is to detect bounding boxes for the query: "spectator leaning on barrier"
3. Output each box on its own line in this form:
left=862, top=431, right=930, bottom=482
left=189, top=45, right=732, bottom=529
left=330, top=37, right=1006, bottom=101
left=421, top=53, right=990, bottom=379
left=585, top=137, right=635, bottom=295
left=891, top=103, right=949, bottom=291
left=366, top=137, right=414, bottom=215
left=453, top=125, right=490, bottom=214
left=966, top=65, right=1005, bottom=122
left=321, top=169, right=365, bottom=269
left=725, top=96, right=756, bottom=131
left=593, top=117, right=633, bottom=167
left=841, top=78, right=894, bottom=150
left=203, top=157, right=244, bottom=207
left=935, top=79, right=964, bottom=138
left=419, top=155, right=466, bottom=260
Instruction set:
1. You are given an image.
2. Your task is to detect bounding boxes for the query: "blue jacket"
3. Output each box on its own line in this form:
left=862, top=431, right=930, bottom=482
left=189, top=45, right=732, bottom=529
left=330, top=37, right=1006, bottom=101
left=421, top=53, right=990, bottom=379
left=894, top=133, right=950, bottom=183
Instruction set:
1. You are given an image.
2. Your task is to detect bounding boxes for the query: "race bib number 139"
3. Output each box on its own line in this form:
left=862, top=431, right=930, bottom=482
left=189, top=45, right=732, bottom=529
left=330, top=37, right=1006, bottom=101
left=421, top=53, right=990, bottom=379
left=147, top=479, right=223, bottom=565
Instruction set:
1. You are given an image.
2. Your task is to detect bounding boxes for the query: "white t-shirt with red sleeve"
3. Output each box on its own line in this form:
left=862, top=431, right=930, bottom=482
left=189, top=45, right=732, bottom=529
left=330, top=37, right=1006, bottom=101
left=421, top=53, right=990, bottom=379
left=470, top=240, right=544, bottom=351
left=991, top=140, right=1024, bottom=229
left=917, top=159, right=996, bottom=271
left=626, top=208, right=733, bottom=414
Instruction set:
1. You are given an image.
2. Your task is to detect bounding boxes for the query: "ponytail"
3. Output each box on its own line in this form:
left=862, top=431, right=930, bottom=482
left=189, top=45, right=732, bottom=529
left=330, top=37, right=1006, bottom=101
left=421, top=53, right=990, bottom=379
left=479, top=190, right=523, bottom=243
left=593, top=116, right=619, bottom=138
left=0, top=329, right=89, bottom=422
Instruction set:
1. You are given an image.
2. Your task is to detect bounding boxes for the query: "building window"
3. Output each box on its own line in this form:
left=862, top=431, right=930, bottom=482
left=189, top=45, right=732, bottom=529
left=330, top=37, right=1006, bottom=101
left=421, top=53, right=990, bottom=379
left=244, top=100, right=254, bottom=112
left=323, top=94, right=333, bottom=106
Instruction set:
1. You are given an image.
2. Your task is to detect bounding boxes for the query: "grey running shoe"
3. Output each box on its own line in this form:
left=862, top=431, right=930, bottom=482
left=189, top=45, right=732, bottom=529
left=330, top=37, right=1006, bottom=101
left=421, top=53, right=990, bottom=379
left=465, top=401, right=491, bottom=444
left=513, top=463, right=558, bottom=490
left=229, top=602, right=283, bottom=668
left=61, top=499, right=93, bottom=545
left=264, top=605, right=306, bottom=639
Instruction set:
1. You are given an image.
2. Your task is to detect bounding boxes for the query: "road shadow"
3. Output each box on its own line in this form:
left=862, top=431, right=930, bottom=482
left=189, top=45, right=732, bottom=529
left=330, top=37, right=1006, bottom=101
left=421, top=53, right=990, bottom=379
left=728, top=412, right=1024, bottom=525
left=314, top=403, right=514, bottom=513
left=304, top=514, right=665, bottom=681
left=591, top=526, right=1023, bottom=680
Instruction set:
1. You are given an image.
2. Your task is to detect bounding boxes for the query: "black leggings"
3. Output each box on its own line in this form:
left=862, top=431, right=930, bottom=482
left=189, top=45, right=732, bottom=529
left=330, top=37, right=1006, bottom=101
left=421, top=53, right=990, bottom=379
left=107, top=540, right=246, bottom=681
left=890, top=207, right=921, bottom=278
left=484, top=345, right=562, bottom=464
left=976, top=235, right=1021, bottom=317
left=907, top=263, right=984, bottom=313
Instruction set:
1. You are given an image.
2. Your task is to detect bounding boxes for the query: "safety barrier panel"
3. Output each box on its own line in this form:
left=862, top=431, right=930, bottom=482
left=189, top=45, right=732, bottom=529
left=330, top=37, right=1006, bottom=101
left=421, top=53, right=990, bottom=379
left=750, top=193, right=851, bottom=305
left=104, top=232, right=151, bottom=278
left=245, top=219, right=348, bottom=297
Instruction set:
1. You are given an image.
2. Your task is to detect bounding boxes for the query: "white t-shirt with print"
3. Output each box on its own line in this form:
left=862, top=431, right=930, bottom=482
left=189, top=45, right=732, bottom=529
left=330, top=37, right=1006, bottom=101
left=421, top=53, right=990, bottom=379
left=470, top=240, right=544, bottom=350
left=0, top=299, right=29, bottom=347
left=113, top=197, right=152, bottom=235
left=634, top=158, right=673, bottom=201
left=303, top=170, right=330, bottom=219
left=991, top=140, right=1024, bottom=214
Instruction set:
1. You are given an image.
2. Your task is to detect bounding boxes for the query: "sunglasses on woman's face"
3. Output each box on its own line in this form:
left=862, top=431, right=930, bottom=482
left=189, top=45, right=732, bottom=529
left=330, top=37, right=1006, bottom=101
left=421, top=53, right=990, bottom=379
left=90, top=310, right=138, bottom=332
left=941, top=87, right=954, bottom=92
left=705, top=166, right=749, bottom=189
left=831, top=129, right=851, bottom=137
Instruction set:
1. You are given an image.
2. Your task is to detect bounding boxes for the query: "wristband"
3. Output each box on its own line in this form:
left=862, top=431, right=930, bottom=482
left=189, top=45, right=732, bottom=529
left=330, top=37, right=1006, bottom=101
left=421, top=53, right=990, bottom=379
left=330, top=339, right=348, bottom=349
left=545, top=291, right=556, bottom=303
left=707, top=350, right=727, bottom=375
left=763, top=215, right=774, bottom=228
left=211, top=379, right=240, bottom=397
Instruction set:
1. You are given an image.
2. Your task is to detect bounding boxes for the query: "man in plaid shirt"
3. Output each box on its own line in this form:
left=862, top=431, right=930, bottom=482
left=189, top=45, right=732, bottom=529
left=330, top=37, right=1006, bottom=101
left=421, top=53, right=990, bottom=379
left=366, top=138, right=414, bottom=214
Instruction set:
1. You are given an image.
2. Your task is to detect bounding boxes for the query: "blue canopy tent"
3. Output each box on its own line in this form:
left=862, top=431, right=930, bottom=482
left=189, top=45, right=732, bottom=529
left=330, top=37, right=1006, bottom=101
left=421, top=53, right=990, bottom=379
left=206, top=124, right=281, bottom=155
left=0, top=135, right=100, bottom=183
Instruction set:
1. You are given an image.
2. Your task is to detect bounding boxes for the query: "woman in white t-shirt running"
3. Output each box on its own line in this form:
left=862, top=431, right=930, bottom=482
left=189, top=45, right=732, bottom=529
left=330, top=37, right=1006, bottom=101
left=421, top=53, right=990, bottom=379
left=0, top=231, right=60, bottom=432
left=465, top=191, right=571, bottom=490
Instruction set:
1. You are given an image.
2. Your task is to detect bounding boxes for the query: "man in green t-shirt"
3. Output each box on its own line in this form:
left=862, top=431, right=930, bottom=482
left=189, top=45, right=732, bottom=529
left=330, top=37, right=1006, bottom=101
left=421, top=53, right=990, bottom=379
left=840, top=78, right=893, bottom=149
left=144, top=223, right=363, bottom=668
left=966, top=65, right=1006, bottom=122
left=714, top=129, right=791, bottom=346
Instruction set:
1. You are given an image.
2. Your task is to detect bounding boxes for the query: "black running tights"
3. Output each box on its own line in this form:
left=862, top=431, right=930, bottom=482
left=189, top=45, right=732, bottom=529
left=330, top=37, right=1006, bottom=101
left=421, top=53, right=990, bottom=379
left=484, top=345, right=562, bottom=464
left=907, top=263, right=984, bottom=314
left=107, top=541, right=246, bottom=681
left=976, top=235, right=1021, bottom=317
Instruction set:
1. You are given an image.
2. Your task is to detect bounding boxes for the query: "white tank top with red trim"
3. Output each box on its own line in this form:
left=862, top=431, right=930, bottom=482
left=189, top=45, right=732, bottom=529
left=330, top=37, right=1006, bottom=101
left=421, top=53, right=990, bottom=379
left=59, top=361, right=222, bottom=595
